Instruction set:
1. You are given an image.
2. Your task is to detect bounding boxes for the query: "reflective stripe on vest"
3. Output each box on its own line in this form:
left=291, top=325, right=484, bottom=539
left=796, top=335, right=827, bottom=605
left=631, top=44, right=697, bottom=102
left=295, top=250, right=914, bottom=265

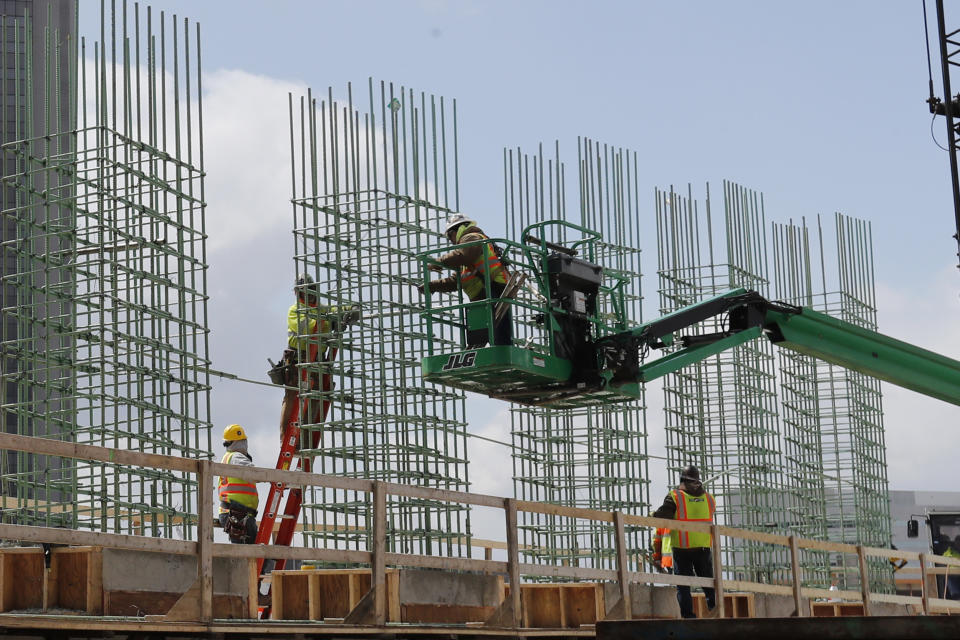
left=669, top=489, right=715, bottom=549
left=459, top=235, right=507, bottom=300
left=218, top=451, right=259, bottom=511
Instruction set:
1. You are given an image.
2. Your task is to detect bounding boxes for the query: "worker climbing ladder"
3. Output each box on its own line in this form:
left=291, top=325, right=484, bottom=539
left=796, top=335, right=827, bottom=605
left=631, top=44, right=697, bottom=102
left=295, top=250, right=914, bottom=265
left=254, top=299, right=359, bottom=617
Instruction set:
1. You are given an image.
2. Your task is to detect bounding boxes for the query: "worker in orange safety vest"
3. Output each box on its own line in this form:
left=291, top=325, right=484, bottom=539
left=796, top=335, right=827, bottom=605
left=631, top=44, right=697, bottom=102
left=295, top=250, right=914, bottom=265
left=217, top=424, right=259, bottom=544
left=417, top=214, right=511, bottom=348
left=652, top=527, right=674, bottom=572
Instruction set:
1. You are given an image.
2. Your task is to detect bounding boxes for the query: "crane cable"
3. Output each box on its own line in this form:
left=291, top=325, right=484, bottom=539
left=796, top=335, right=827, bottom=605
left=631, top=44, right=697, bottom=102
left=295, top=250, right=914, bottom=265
left=924, top=0, right=952, bottom=151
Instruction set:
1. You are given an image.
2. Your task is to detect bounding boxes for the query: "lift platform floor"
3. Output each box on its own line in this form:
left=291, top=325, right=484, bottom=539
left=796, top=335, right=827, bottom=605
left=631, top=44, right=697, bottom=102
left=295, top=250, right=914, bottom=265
left=421, top=346, right=642, bottom=408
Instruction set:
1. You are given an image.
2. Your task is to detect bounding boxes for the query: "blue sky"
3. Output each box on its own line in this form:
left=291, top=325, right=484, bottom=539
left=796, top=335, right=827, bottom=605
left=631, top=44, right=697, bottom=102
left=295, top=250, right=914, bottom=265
left=78, top=0, right=960, bottom=502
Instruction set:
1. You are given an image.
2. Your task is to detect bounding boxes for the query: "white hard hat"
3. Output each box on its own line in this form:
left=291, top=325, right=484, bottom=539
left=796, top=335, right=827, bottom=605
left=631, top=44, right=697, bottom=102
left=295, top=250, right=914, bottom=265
left=445, top=213, right=475, bottom=235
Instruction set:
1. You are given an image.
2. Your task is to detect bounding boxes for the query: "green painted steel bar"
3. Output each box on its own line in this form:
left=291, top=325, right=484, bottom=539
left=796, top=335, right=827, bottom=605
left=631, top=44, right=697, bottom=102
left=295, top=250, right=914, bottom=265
left=635, top=326, right=763, bottom=382
left=768, top=306, right=960, bottom=406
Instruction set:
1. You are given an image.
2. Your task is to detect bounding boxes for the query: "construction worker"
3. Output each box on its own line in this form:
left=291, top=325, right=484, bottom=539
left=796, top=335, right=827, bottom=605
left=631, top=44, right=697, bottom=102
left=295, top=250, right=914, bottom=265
left=417, top=214, right=512, bottom=348
left=217, top=424, right=259, bottom=544
left=945, top=535, right=960, bottom=600
left=277, top=274, right=359, bottom=443
left=652, top=526, right=674, bottom=573
left=652, top=465, right=717, bottom=619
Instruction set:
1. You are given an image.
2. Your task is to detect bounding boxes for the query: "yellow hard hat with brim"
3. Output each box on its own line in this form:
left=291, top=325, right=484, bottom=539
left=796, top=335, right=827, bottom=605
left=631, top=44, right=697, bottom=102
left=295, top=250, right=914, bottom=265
left=223, top=424, right=247, bottom=442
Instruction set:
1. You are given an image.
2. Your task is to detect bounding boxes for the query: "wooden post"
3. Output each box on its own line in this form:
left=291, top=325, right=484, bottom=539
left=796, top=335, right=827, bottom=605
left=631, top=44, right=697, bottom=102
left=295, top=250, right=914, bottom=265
left=789, top=535, right=805, bottom=617
left=371, top=481, right=387, bottom=625
left=613, top=511, right=632, bottom=620
left=856, top=545, right=872, bottom=617
left=484, top=546, right=493, bottom=561
left=710, top=524, right=725, bottom=618
left=505, top=498, right=522, bottom=628
left=197, top=460, right=214, bottom=622
left=919, top=553, right=931, bottom=615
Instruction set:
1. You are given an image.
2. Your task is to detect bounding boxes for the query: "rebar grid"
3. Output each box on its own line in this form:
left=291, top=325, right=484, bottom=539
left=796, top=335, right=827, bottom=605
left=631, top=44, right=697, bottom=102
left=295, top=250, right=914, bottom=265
left=772, top=213, right=891, bottom=593
left=1, top=0, right=209, bottom=537
left=506, top=140, right=649, bottom=575
left=288, top=80, right=470, bottom=557
left=656, top=182, right=791, bottom=583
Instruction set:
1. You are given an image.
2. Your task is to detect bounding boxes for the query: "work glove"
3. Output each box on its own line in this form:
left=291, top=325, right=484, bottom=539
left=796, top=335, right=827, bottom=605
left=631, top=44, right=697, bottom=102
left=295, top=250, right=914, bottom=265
left=428, top=263, right=443, bottom=273
left=415, top=283, right=425, bottom=295
left=341, top=307, right=361, bottom=328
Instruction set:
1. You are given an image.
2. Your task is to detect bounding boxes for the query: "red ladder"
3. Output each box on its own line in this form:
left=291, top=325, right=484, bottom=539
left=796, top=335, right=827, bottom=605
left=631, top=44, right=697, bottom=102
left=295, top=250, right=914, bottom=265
left=255, top=342, right=338, bottom=608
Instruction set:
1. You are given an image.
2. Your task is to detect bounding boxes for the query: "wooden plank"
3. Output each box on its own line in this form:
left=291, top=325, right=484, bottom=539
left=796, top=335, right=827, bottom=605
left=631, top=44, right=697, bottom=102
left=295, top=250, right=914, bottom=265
left=209, top=461, right=374, bottom=494
left=857, top=545, right=871, bottom=616
left=612, top=512, right=631, bottom=620
left=386, top=483, right=506, bottom=509
left=505, top=498, right=521, bottom=628
left=371, top=481, right=387, bottom=625
left=0, top=523, right=194, bottom=556
left=717, top=525, right=790, bottom=547
left=522, top=585, right=562, bottom=628
left=402, top=603, right=498, bottom=624
left=711, top=525, right=724, bottom=618
left=214, top=542, right=372, bottom=564
left=871, top=592, right=923, bottom=606
left=197, top=460, right=214, bottom=622
left=518, top=563, right=617, bottom=582
left=86, top=548, right=103, bottom=615
left=862, top=546, right=921, bottom=561
left=383, top=553, right=505, bottom=574
left=0, top=548, right=44, bottom=612
left=920, top=552, right=931, bottom=615
left=515, top=500, right=615, bottom=524
left=0, top=432, right=198, bottom=474
left=796, top=538, right=858, bottom=554
left=307, top=573, right=321, bottom=621
left=723, top=579, right=793, bottom=597
left=387, top=570, right=400, bottom=623
left=789, top=536, right=805, bottom=616
left=801, top=586, right=861, bottom=600
left=563, top=585, right=603, bottom=627
left=270, top=572, right=311, bottom=620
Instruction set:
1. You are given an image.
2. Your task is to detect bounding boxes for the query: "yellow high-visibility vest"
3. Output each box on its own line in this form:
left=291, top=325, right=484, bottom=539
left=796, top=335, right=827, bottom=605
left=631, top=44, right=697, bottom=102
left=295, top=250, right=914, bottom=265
left=669, top=489, right=715, bottom=549
left=217, top=451, right=258, bottom=512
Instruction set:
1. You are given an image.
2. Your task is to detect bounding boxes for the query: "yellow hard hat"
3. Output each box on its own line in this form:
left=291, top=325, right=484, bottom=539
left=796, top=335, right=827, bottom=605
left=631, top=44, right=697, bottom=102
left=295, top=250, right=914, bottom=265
left=223, top=424, right=247, bottom=442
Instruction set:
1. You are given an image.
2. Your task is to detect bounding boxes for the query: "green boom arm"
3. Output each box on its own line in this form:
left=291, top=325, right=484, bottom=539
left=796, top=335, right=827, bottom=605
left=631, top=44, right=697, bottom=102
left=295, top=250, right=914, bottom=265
left=598, top=288, right=960, bottom=407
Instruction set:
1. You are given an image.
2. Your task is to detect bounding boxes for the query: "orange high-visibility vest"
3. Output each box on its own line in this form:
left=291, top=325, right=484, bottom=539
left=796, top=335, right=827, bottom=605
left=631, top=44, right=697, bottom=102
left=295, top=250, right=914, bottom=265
left=457, top=231, right=507, bottom=300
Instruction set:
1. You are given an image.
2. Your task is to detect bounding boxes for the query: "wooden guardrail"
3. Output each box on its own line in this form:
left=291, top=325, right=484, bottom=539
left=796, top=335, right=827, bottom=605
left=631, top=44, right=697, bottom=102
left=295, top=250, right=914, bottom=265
left=0, top=432, right=958, bottom=624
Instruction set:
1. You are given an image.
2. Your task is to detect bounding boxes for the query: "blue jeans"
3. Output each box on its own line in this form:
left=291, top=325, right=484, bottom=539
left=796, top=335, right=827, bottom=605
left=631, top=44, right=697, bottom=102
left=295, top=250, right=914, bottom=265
left=673, top=547, right=715, bottom=618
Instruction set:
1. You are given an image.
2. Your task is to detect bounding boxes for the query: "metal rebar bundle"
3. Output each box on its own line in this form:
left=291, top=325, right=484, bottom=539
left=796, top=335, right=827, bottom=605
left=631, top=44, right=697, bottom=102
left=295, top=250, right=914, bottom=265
left=287, top=80, right=470, bottom=557
left=656, top=181, right=791, bottom=584
left=772, top=213, right=891, bottom=593
left=505, top=140, right=650, bottom=574
left=1, top=0, right=210, bottom=537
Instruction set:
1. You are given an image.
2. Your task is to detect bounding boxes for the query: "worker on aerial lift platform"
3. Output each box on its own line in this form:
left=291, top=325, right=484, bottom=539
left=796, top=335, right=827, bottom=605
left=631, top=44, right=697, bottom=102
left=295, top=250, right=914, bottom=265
left=217, top=424, right=259, bottom=544
left=652, top=465, right=718, bottom=619
left=416, top=214, right=512, bottom=348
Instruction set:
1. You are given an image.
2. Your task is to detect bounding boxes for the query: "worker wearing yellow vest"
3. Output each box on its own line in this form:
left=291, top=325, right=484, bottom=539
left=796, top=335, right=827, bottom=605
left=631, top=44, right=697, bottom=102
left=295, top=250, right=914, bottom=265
left=652, top=465, right=717, bottom=619
left=217, top=424, right=259, bottom=544
left=652, top=527, right=674, bottom=572
left=275, top=274, right=360, bottom=442
left=945, top=535, right=960, bottom=600
left=417, top=214, right=512, bottom=348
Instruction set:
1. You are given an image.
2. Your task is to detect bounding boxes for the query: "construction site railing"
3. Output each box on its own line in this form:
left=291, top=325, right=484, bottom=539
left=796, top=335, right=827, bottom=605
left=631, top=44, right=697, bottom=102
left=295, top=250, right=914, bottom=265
left=0, top=432, right=957, bottom=624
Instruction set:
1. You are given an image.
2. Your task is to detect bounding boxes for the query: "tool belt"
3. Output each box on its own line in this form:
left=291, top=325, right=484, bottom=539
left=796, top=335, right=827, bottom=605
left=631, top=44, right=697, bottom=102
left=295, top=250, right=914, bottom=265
left=268, top=348, right=299, bottom=386
left=221, top=501, right=258, bottom=543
